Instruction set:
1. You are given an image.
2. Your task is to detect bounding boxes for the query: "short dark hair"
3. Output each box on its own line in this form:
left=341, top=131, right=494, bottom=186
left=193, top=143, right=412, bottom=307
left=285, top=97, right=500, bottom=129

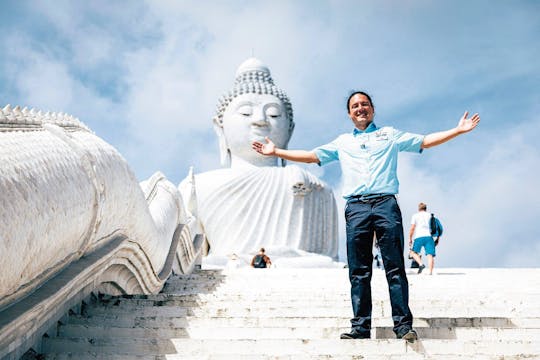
left=260, top=247, right=265, bottom=253
left=346, top=91, right=374, bottom=113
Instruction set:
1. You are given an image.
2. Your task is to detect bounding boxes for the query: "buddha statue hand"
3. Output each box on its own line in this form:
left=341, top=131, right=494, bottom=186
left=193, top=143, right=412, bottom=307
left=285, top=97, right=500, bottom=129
left=292, top=181, right=311, bottom=196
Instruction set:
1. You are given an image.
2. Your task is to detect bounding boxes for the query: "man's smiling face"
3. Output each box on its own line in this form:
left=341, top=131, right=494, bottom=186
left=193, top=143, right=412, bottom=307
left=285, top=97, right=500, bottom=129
left=348, top=93, right=374, bottom=130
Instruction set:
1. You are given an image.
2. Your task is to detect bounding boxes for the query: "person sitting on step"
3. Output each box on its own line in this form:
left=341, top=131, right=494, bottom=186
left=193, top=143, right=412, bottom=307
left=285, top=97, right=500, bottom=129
left=250, top=248, right=272, bottom=268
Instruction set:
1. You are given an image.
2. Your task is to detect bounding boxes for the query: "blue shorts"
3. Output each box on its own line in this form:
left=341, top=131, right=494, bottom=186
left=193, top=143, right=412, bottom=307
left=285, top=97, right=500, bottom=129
left=412, top=236, right=436, bottom=256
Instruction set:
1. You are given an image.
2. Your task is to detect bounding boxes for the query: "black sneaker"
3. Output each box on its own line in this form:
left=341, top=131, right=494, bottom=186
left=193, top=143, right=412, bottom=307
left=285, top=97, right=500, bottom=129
left=340, top=329, right=370, bottom=339
left=417, top=264, right=426, bottom=274
left=397, top=329, right=418, bottom=342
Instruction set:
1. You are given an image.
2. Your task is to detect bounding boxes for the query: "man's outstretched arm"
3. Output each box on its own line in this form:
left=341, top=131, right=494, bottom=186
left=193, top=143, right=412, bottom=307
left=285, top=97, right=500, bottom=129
left=422, top=111, right=480, bottom=149
left=252, top=137, right=320, bottom=163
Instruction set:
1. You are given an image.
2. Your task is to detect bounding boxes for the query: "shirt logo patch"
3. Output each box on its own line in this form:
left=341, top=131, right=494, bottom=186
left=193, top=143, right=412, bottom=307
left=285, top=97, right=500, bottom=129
left=375, top=131, right=389, bottom=141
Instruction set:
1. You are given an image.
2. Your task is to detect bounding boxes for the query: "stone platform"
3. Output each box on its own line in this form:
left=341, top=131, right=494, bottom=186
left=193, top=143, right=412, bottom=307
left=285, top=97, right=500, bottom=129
left=39, top=267, right=540, bottom=359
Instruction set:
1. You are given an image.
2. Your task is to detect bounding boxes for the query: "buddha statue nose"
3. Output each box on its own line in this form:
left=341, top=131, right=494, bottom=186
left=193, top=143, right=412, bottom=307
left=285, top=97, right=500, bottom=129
left=251, top=108, right=268, bottom=126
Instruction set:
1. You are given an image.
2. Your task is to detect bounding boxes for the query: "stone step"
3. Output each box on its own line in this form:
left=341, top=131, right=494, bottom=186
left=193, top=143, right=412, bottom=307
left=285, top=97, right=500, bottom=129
left=58, top=324, right=349, bottom=339
left=374, top=326, right=540, bottom=340
left=84, top=302, right=538, bottom=319
left=99, top=295, right=351, bottom=307
left=58, top=323, right=540, bottom=341
left=162, top=282, right=528, bottom=293
left=85, top=305, right=355, bottom=317
left=69, top=313, right=537, bottom=329
left=163, top=274, right=529, bottom=286
left=41, top=337, right=540, bottom=357
left=146, top=297, right=537, bottom=316
left=164, top=276, right=350, bottom=283
left=97, top=296, right=532, bottom=309
left=169, top=338, right=540, bottom=357
left=44, top=353, right=537, bottom=360
left=161, top=354, right=539, bottom=360
left=158, top=286, right=540, bottom=300
left=68, top=313, right=350, bottom=328
left=167, top=269, right=540, bottom=287
left=162, top=271, right=539, bottom=282
left=90, top=302, right=539, bottom=318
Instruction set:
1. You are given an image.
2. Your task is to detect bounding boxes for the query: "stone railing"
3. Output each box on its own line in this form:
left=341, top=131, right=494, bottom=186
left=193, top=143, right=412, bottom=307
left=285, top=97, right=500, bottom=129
left=0, top=105, right=204, bottom=359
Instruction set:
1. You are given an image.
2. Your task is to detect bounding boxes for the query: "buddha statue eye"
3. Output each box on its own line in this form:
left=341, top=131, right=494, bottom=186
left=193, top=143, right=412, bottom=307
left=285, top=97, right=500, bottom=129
left=237, top=105, right=252, bottom=116
left=265, top=106, right=282, bottom=119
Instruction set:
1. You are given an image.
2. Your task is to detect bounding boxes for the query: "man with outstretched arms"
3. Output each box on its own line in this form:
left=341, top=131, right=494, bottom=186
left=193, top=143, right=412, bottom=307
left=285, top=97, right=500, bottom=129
left=252, top=90, right=480, bottom=341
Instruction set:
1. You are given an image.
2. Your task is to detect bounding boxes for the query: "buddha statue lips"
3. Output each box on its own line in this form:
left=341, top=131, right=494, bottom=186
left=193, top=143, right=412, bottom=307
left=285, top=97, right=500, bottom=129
left=250, top=121, right=272, bottom=142
left=180, top=58, right=338, bottom=262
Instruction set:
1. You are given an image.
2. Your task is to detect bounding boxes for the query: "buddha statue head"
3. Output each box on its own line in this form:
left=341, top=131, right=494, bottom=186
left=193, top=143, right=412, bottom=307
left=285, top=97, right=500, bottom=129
left=213, top=58, right=295, bottom=168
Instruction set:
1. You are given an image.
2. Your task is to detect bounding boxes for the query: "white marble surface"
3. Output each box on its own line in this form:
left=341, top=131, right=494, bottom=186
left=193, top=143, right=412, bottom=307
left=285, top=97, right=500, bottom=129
left=0, top=105, right=201, bottom=310
left=181, top=58, right=338, bottom=259
left=191, top=165, right=338, bottom=258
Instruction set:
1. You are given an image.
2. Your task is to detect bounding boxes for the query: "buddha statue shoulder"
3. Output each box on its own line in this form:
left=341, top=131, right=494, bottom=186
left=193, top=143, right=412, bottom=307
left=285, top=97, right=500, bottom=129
left=180, top=58, right=338, bottom=262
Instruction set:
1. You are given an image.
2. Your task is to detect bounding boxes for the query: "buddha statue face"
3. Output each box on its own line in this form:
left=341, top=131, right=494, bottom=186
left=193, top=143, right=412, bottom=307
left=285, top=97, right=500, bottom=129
left=219, top=93, right=291, bottom=167
left=213, top=58, right=295, bottom=168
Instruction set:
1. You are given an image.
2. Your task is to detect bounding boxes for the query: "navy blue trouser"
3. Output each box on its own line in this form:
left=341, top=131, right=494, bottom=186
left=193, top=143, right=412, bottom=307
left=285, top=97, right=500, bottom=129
left=345, top=195, right=413, bottom=336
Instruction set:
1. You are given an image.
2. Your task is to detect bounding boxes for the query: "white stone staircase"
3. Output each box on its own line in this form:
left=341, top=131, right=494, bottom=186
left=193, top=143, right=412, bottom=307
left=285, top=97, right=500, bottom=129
left=39, top=268, right=540, bottom=359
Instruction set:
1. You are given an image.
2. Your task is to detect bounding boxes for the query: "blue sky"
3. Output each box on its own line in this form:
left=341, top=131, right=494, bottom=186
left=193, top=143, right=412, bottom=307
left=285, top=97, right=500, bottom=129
left=1, top=0, right=539, bottom=267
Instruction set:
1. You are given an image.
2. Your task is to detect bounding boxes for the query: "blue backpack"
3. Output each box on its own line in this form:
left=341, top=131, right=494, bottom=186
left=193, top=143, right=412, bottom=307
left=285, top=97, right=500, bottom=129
left=430, top=213, right=443, bottom=237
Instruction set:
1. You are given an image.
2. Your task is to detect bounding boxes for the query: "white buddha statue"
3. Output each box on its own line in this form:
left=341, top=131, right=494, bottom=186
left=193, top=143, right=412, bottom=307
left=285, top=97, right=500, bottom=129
left=180, top=58, right=338, bottom=264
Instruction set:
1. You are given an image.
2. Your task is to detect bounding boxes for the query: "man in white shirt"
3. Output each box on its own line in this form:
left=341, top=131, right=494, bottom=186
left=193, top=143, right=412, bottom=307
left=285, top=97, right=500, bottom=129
left=409, top=203, right=436, bottom=275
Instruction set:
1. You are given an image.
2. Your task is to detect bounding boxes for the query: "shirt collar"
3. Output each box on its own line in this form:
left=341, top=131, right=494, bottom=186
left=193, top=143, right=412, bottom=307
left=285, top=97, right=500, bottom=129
left=353, top=122, right=378, bottom=135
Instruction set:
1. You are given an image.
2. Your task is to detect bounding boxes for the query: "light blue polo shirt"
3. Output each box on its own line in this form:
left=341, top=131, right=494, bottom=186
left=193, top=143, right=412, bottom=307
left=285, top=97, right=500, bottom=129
left=313, top=123, right=424, bottom=199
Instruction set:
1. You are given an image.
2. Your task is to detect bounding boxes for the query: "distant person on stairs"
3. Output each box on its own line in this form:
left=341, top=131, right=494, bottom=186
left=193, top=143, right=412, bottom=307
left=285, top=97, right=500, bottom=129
left=250, top=248, right=272, bottom=268
left=409, top=202, right=437, bottom=275
left=252, top=90, right=480, bottom=342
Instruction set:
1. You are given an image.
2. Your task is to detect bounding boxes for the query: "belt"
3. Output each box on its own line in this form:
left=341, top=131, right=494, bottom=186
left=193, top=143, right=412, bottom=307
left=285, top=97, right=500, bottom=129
left=347, top=194, right=394, bottom=203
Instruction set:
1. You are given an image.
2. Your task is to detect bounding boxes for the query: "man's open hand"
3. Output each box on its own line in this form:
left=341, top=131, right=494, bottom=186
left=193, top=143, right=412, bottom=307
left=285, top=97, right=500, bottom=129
left=457, top=111, right=480, bottom=134
left=252, top=137, right=276, bottom=156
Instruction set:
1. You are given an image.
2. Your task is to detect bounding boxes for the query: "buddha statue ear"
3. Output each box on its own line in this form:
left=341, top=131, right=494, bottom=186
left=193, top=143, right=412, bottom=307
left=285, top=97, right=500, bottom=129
left=213, top=116, right=231, bottom=168
left=287, top=120, right=295, bottom=144
left=281, top=120, right=295, bottom=167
